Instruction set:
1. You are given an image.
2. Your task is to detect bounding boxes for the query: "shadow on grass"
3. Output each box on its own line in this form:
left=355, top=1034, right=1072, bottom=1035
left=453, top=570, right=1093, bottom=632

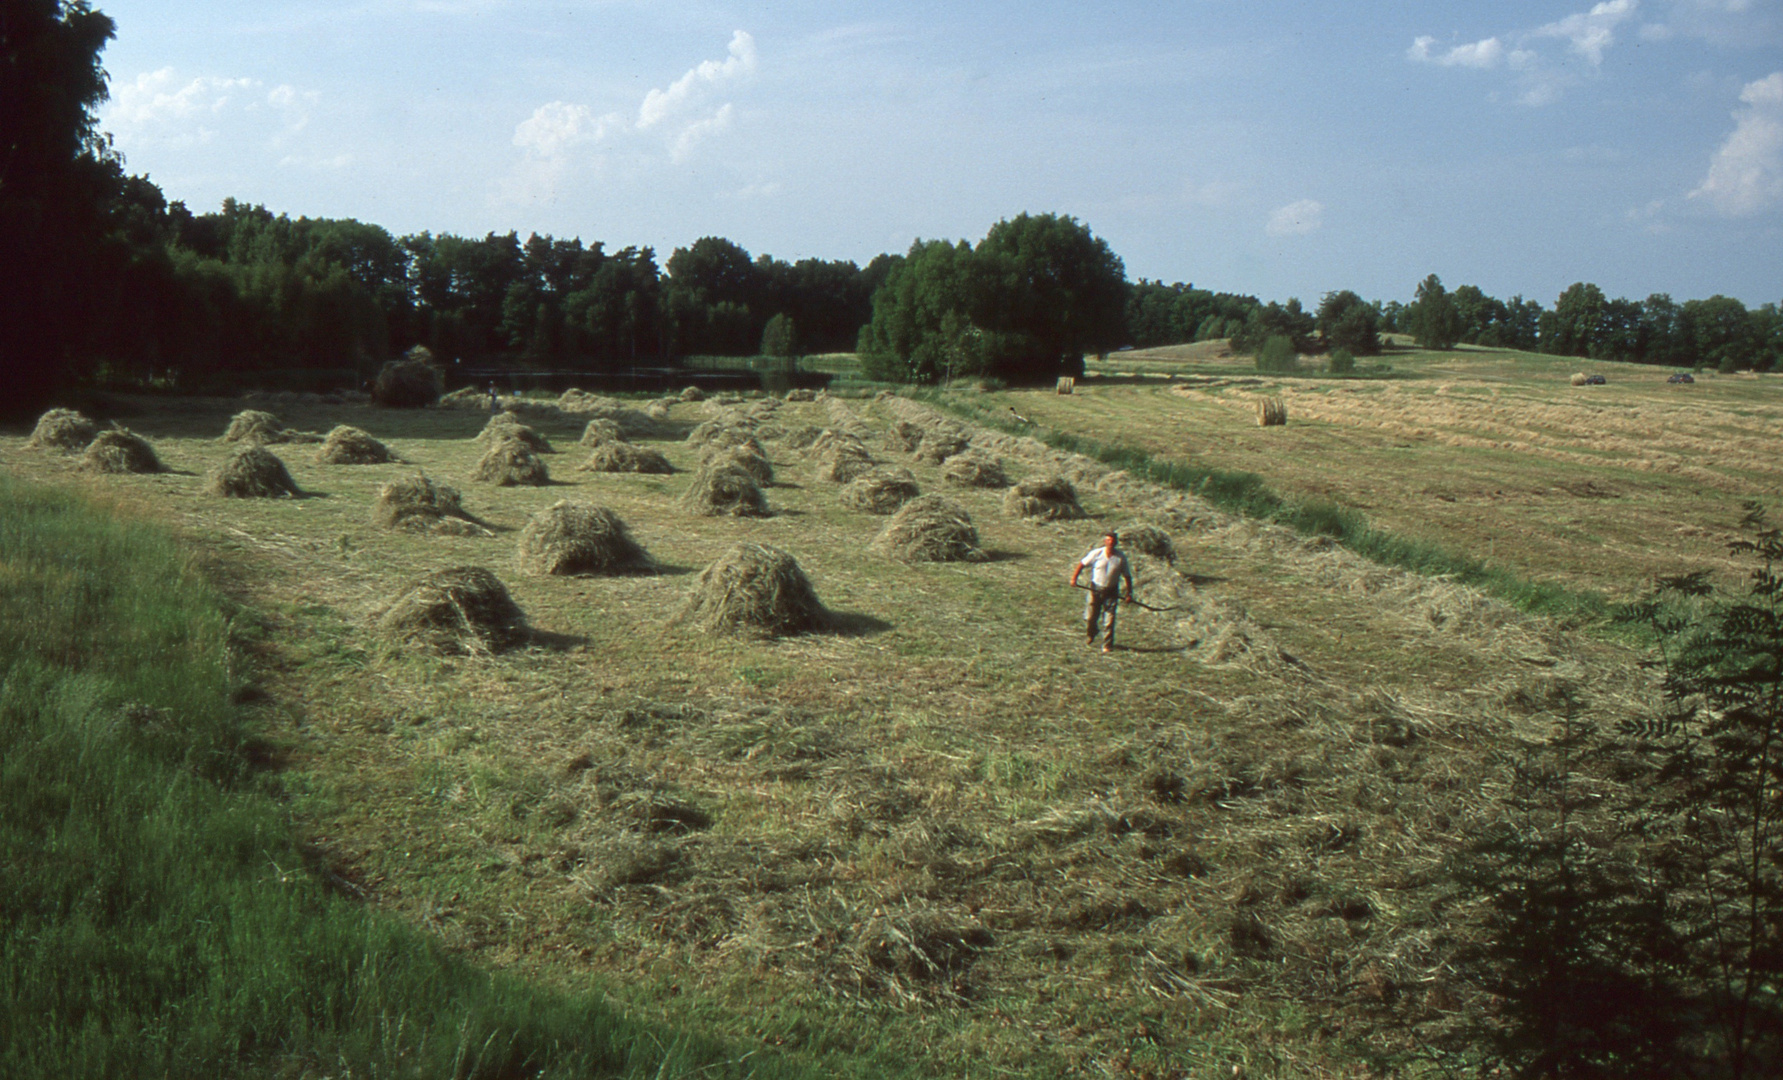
left=824, top=610, right=894, bottom=637
left=980, top=549, right=1029, bottom=563
left=526, top=628, right=592, bottom=651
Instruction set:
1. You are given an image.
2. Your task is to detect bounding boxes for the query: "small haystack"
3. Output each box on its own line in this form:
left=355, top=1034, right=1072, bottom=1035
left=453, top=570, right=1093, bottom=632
left=886, top=421, right=925, bottom=453
left=777, top=425, right=823, bottom=449
left=701, top=444, right=773, bottom=485
left=808, top=430, right=876, bottom=483
left=681, top=465, right=769, bottom=517
left=477, top=411, right=553, bottom=454
left=679, top=385, right=706, bottom=402
left=514, top=500, right=650, bottom=576
left=315, top=425, right=396, bottom=465
left=784, top=388, right=816, bottom=402
left=841, top=467, right=920, bottom=514
left=207, top=445, right=300, bottom=498
left=1117, top=522, right=1176, bottom=563
left=941, top=451, right=1007, bottom=488
left=644, top=399, right=675, bottom=420
left=78, top=429, right=163, bottom=474
left=580, top=442, right=673, bottom=474
left=439, top=386, right=491, bottom=409
left=674, top=543, right=826, bottom=637
left=472, top=438, right=550, bottom=486
left=27, top=408, right=98, bottom=451
left=372, top=356, right=444, bottom=408
left=873, top=495, right=987, bottom=563
left=579, top=418, right=622, bottom=447
left=221, top=409, right=285, bottom=444
left=913, top=428, right=970, bottom=465
left=686, top=421, right=761, bottom=451
left=1002, top=476, right=1085, bottom=521
left=372, top=474, right=484, bottom=533
left=375, top=566, right=528, bottom=654
left=1257, top=397, right=1287, bottom=427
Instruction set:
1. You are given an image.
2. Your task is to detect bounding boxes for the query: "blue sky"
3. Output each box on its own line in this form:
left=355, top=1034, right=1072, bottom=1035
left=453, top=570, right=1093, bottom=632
left=95, top=1, right=1783, bottom=307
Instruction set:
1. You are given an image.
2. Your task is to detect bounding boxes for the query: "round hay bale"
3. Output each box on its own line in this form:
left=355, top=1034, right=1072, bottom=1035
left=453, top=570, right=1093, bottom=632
left=207, top=445, right=300, bottom=498
left=679, top=385, right=706, bottom=402
left=472, top=437, right=549, bottom=486
left=375, top=566, right=528, bottom=654
left=701, top=444, right=773, bottom=485
left=841, top=467, right=920, bottom=514
left=873, top=495, right=986, bottom=563
left=579, top=442, right=673, bottom=474
left=681, top=465, right=769, bottom=517
left=1002, top=476, right=1085, bottom=521
left=27, top=408, right=99, bottom=451
left=372, top=473, right=479, bottom=532
left=514, top=500, right=650, bottom=576
left=78, top=429, right=163, bottom=474
left=913, top=428, right=970, bottom=464
left=1116, top=522, right=1176, bottom=563
left=941, top=451, right=1007, bottom=488
left=477, top=411, right=553, bottom=453
left=674, top=543, right=826, bottom=637
left=222, top=409, right=285, bottom=444
left=315, top=425, right=395, bottom=465
left=579, top=418, right=623, bottom=447
left=784, top=388, right=817, bottom=403
left=372, top=357, right=444, bottom=408
left=1570, top=372, right=1589, bottom=387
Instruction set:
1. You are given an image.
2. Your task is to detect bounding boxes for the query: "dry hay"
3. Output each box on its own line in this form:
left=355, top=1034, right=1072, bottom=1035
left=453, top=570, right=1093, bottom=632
left=27, top=408, right=98, bottom=451
left=315, top=425, right=396, bottom=465
left=686, top=421, right=762, bottom=451
left=913, top=427, right=970, bottom=465
left=1570, top=372, right=1589, bottom=387
left=221, top=409, right=285, bottom=444
left=477, top=411, right=554, bottom=454
left=206, top=445, right=300, bottom=498
left=700, top=444, right=773, bottom=485
left=579, top=442, right=673, bottom=474
left=1002, top=475, right=1085, bottom=521
left=1257, top=397, right=1287, bottom=427
left=680, top=464, right=769, bottom=517
left=1116, top=521, right=1176, bottom=563
left=374, top=565, right=528, bottom=654
left=439, top=385, right=493, bottom=409
left=807, top=429, right=875, bottom=483
left=78, top=429, right=163, bottom=474
left=872, top=494, right=986, bottom=563
left=372, top=357, right=444, bottom=408
left=940, top=451, right=1007, bottom=488
left=841, top=467, right=920, bottom=514
left=784, top=388, right=816, bottom=402
left=776, top=425, right=823, bottom=449
left=679, top=385, right=706, bottom=402
left=673, top=542, right=827, bottom=637
left=555, top=390, right=661, bottom=437
left=579, top=418, right=622, bottom=447
left=514, top=500, right=651, bottom=576
left=472, top=438, right=550, bottom=486
left=644, top=399, right=675, bottom=420
left=372, top=474, right=488, bottom=535
left=885, top=420, right=925, bottom=453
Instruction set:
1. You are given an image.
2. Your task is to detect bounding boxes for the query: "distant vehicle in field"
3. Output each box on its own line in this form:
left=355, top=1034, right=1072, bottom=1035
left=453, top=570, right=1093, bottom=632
left=1585, top=374, right=1607, bottom=385
left=1116, top=345, right=1134, bottom=352
left=1668, top=372, right=1695, bottom=384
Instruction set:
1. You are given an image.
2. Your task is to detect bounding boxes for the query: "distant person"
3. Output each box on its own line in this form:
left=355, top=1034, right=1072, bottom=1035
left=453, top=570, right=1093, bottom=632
left=488, top=382, right=500, bottom=412
left=1070, top=530, right=1133, bottom=653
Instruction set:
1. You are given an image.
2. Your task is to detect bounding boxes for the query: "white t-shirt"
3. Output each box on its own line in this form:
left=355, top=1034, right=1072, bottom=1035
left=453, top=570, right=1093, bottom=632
left=1078, top=546, right=1131, bottom=590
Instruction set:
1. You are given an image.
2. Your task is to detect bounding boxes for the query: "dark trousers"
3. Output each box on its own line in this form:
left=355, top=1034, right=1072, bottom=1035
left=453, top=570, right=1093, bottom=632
left=1085, top=587, right=1120, bottom=646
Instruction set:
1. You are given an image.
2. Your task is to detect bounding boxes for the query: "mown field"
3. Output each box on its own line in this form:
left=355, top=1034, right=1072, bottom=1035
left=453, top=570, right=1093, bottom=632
left=3, top=349, right=1771, bottom=1077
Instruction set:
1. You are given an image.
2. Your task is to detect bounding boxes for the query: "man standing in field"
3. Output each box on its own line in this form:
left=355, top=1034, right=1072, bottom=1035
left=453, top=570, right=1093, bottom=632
left=1070, top=530, right=1134, bottom=653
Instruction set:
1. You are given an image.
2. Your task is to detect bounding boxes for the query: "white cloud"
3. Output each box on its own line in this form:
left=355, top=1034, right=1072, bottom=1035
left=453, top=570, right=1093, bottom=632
left=1407, top=35, right=1506, bottom=69
left=514, top=101, right=623, bottom=157
left=1532, top=0, right=1639, bottom=66
left=108, top=68, right=259, bottom=130
left=1183, top=179, right=1243, bottom=208
left=670, top=102, right=734, bottom=161
left=104, top=67, right=320, bottom=154
left=1688, top=71, right=1783, bottom=216
left=1265, top=199, right=1323, bottom=237
left=638, top=30, right=757, bottom=129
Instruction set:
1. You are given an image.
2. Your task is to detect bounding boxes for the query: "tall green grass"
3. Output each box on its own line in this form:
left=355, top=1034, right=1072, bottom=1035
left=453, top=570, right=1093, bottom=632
left=0, top=476, right=816, bottom=1079
left=921, top=391, right=1612, bottom=625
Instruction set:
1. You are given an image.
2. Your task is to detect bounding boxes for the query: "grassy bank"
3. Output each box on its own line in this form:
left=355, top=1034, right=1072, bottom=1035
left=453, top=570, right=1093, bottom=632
left=0, top=475, right=814, bottom=1080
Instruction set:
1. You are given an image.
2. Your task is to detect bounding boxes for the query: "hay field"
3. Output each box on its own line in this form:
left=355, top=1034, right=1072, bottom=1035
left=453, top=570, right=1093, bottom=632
left=1042, top=345, right=1783, bottom=600
left=1, top=384, right=1672, bottom=1077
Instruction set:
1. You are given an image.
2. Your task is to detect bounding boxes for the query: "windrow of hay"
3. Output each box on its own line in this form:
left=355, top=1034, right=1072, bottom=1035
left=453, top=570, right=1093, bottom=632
left=472, top=438, right=550, bottom=486
left=372, top=473, right=487, bottom=535
left=206, top=445, right=300, bottom=498
left=477, top=412, right=554, bottom=454
left=514, top=501, right=651, bottom=576
left=315, top=425, right=396, bottom=465
left=27, top=408, right=98, bottom=451
left=372, top=357, right=444, bottom=408
left=700, top=445, right=773, bottom=485
left=913, top=427, right=970, bottom=465
left=555, top=390, right=661, bottom=437
left=775, top=424, right=823, bottom=450
left=78, top=429, right=164, bottom=474
left=374, top=565, right=528, bottom=654
left=1003, top=475, right=1086, bottom=521
left=841, top=467, right=920, bottom=514
left=872, top=494, right=986, bottom=563
left=579, top=418, right=622, bottom=447
left=940, top=451, right=1008, bottom=488
left=680, top=465, right=769, bottom=517
left=673, top=542, right=826, bottom=637
left=579, top=442, right=673, bottom=474
left=784, top=388, right=816, bottom=402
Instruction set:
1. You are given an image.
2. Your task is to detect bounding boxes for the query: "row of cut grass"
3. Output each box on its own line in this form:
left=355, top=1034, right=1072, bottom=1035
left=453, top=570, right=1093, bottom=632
left=0, top=474, right=830, bottom=1080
